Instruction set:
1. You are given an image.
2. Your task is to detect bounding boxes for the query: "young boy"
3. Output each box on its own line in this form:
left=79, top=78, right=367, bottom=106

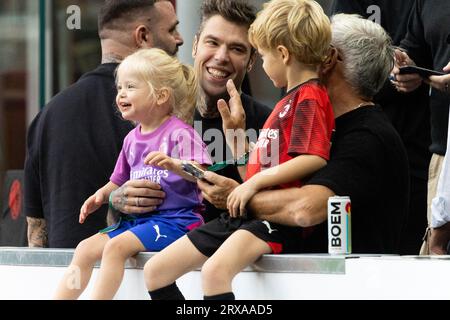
left=144, top=0, right=334, bottom=300
left=227, top=0, right=334, bottom=216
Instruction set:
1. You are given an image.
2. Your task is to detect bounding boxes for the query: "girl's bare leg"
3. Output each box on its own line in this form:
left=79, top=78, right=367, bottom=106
left=90, top=231, right=144, bottom=300
left=54, top=233, right=109, bottom=299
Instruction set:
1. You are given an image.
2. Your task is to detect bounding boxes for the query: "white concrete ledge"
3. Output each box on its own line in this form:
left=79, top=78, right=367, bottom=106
left=1, top=247, right=450, bottom=299
left=0, top=247, right=346, bottom=274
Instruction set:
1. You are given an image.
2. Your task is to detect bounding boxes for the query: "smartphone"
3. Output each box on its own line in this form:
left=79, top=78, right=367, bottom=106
left=399, top=65, right=446, bottom=78
left=181, top=161, right=205, bottom=180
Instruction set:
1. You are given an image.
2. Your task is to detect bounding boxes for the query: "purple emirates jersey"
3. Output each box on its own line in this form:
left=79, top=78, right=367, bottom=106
left=110, top=116, right=211, bottom=210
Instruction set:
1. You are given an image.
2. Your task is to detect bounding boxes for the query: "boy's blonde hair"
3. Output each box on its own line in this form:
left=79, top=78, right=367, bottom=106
left=117, top=48, right=198, bottom=124
left=249, top=0, right=331, bottom=65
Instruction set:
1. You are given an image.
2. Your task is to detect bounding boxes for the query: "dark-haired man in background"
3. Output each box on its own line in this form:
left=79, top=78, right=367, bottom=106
left=24, top=0, right=183, bottom=248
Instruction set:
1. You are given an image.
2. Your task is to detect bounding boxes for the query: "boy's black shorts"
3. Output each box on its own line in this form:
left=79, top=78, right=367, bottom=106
left=187, top=212, right=308, bottom=257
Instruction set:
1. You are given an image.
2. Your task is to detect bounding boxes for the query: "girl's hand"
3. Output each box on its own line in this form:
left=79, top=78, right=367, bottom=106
left=79, top=191, right=106, bottom=224
left=144, top=151, right=180, bottom=171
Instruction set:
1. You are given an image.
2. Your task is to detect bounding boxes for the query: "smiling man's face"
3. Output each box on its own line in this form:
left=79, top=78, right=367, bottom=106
left=193, top=15, right=254, bottom=101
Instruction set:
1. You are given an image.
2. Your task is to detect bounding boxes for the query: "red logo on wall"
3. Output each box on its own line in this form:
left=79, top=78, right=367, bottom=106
left=8, top=180, right=22, bottom=220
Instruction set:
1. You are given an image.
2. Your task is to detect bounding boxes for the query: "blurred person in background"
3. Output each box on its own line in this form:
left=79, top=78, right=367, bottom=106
left=427, top=62, right=450, bottom=255
left=389, top=0, right=450, bottom=254
left=331, top=0, right=431, bottom=255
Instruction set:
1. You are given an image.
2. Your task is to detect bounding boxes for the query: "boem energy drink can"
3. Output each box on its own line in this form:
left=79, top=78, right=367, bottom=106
left=328, top=196, right=351, bottom=254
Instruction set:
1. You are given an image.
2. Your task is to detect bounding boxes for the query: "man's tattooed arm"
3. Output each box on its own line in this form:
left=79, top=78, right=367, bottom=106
left=26, top=217, right=48, bottom=247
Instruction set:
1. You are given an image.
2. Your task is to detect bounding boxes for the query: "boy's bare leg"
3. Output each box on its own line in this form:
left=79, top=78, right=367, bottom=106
left=202, top=230, right=271, bottom=296
left=144, top=235, right=208, bottom=291
left=54, top=233, right=109, bottom=299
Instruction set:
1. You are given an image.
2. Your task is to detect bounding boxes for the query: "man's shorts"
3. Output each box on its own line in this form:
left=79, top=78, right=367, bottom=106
left=103, top=207, right=203, bottom=251
left=187, top=212, right=308, bottom=257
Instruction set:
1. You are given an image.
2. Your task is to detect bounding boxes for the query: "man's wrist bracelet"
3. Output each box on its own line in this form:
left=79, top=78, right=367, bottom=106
left=108, top=192, right=115, bottom=210
left=207, top=151, right=250, bottom=172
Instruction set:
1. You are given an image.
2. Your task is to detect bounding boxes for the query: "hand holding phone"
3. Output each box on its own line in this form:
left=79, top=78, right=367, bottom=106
left=399, top=65, right=446, bottom=78
left=181, top=161, right=206, bottom=180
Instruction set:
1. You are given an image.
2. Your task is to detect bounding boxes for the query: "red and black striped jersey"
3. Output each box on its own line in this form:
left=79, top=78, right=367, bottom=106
left=246, top=79, right=335, bottom=189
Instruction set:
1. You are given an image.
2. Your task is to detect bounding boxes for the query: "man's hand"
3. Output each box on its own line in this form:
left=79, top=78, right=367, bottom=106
left=217, top=80, right=248, bottom=158
left=217, top=79, right=246, bottom=132
left=428, top=61, right=450, bottom=92
left=110, top=180, right=165, bottom=214
left=429, top=222, right=450, bottom=255
left=197, top=171, right=240, bottom=210
left=390, top=49, right=422, bottom=93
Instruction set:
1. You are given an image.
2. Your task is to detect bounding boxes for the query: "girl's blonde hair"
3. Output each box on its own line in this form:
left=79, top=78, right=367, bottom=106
left=249, top=0, right=331, bottom=65
left=117, top=48, right=198, bottom=124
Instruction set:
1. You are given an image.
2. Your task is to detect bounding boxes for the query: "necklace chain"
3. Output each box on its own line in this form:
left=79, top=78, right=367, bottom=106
left=355, top=102, right=375, bottom=110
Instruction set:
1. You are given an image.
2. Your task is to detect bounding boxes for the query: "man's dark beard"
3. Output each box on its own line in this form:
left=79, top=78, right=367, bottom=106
left=197, top=88, right=231, bottom=119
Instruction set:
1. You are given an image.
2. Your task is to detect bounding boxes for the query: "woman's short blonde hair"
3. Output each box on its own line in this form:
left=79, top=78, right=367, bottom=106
left=249, top=0, right=331, bottom=65
left=116, top=48, right=198, bottom=124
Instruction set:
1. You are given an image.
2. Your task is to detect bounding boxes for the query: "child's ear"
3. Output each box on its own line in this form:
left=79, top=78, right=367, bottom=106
left=247, top=50, right=257, bottom=72
left=277, top=45, right=290, bottom=65
left=156, top=88, right=170, bottom=105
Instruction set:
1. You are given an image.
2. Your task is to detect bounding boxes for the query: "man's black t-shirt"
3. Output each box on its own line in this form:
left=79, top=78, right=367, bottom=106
left=194, top=94, right=271, bottom=221
left=305, top=106, right=409, bottom=254
left=400, top=0, right=450, bottom=155
left=24, top=63, right=134, bottom=248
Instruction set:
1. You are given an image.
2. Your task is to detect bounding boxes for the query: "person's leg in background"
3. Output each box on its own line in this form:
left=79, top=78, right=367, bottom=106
left=420, top=153, right=445, bottom=255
